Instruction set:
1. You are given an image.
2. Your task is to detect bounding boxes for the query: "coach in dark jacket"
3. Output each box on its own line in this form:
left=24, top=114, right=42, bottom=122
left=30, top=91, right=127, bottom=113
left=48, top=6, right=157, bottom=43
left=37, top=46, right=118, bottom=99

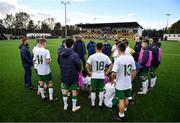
left=19, top=37, right=33, bottom=88
left=73, top=39, right=86, bottom=69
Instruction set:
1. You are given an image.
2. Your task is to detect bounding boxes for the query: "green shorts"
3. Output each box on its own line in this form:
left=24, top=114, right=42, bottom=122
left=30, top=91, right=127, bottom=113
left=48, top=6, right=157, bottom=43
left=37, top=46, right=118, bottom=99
left=139, top=68, right=149, bottom=82
left=38, top=73, right=52, bottom=82
left=62, top=82, right=78, bottom=91
left=91, top=79, right=104, bottom=92
left=150, top=66, right=157, bottom=78
left=115, top=89, right=131, bottom=100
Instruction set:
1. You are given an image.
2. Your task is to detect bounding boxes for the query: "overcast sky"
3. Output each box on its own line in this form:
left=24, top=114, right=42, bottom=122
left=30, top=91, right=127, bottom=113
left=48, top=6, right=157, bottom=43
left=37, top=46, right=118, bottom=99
left=0, top=0, right=179, bottom=29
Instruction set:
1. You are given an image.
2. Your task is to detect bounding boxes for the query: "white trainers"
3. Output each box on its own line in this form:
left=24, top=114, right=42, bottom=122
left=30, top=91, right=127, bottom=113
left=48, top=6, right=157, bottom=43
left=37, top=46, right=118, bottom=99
left=137, top=91, right=147, bottom=95
left=140, top=88, right=148, bottom=91
left=64, top=104, right=68, bottom=111
left=139, top=88, right=148, bottom=92
left=72, top=106, right=81, bottom=112
left=124, top=107, right=127, bottom=112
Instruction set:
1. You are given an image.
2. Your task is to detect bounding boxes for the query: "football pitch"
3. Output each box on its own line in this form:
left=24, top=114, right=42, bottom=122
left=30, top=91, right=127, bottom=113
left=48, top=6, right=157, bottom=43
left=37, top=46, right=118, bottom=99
left=0, top=38, right=180, bottom=122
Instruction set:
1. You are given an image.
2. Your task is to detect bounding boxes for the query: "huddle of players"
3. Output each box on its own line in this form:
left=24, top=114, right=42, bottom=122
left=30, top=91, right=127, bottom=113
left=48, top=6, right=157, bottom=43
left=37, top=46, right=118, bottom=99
left=134, top=37, right=161, bottom=95
left=32, top=37, right=161, bottom=121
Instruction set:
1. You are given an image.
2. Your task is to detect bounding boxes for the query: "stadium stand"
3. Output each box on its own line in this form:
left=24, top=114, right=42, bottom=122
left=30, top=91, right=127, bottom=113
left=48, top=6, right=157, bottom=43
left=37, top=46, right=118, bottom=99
left=77, top=22, right=142, bottom=40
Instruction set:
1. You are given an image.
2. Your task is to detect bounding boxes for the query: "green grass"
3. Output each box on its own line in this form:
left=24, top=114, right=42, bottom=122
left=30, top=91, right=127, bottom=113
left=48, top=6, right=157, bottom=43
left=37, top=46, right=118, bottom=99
left=0, top=38, right=180, bottom=122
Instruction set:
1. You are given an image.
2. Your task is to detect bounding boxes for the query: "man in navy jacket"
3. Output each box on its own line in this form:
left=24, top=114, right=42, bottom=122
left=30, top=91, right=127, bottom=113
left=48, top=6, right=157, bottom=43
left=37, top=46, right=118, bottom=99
left=58, top=38, right=81, bottom=112
left=19, top=37, right=34, bottom=89
left=87, top=40, right=96, bottom=57
left=73, top=39, right=86, bottom=69
left=102, top=40, right=112, bottom=57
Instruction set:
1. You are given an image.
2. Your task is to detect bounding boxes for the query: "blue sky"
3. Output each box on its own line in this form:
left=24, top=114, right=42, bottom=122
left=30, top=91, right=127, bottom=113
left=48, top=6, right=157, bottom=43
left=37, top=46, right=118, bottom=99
left=0, top=0, right=179, bottom=29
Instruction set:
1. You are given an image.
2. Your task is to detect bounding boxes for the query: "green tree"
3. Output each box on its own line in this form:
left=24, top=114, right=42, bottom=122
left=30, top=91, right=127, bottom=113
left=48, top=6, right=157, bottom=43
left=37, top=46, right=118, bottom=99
left=27, top=20, right=35, bottom=32
left=0, top=19, right=5, bottom=31
left=142, top=29, right=164, bottom=38
left=15, top=12, right=30, bottom=29
left=41, top=22, right=50, bottom=33
left=44, top=18, right=55, bottom=30
left=168, top=20, right=180, bottom=33
left=3, top=14, right=14, bottom=29
left=53, top=22, right=61, bottom=36
left=0, top=19, right=3, bottom=25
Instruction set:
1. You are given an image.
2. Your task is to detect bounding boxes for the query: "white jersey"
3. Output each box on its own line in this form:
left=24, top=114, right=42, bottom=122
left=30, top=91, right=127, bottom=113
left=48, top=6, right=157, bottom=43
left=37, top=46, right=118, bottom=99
left=111, top=45, right=116, bottom=52
left=32, top=45, right=39, bottom=69
left=112, top=55, right=136, bottom=90
left=113, top=50, right=119, bottom=61
left=125, top=46, right=133, bottom=56
left=33, top=47, right=51, bottom=75
left=87, top=52, right=112, bottom=79
left=104, top=83, right=115, bottom=108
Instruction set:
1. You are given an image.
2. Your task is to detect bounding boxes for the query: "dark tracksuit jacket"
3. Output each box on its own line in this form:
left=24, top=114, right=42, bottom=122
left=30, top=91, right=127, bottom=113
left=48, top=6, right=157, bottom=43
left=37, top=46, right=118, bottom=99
left=150, top=43, right=161, bottom=67
left=73, top=40, right=86, bottom=67
left=58, top=48, right=81, bottom=85
left=19, top=43, right=33, bottom=68
left=102, top=43, right=112, bottom=57
left=57, top=44, right=65, bottom=54
left=87, top=41, right=96, bottom=56
left=140, top=47, right=150, bottom=72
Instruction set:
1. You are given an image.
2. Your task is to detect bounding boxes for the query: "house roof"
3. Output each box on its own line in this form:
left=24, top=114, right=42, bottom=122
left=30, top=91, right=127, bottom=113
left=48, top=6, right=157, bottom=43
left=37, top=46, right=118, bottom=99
left=76, top=22, right=143, bottom=29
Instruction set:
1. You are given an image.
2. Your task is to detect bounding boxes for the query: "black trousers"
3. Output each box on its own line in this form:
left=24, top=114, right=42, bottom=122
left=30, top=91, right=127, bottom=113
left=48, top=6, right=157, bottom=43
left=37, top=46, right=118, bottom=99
left=24, top=67, right=32, bottom=87
left=80, top=56, right=86, bottom=69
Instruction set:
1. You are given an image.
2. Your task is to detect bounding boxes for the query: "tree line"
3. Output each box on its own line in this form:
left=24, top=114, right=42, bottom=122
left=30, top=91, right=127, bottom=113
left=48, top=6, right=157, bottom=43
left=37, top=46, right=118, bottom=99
left=0, top=12, right=80, bottom=37
left=142, top=20, right=180, bottom=38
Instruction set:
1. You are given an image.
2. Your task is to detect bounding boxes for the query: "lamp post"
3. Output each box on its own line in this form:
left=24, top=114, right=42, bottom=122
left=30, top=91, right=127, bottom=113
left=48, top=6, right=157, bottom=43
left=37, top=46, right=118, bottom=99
left=166, top=13, right=171, bottom=32
left=61, top=0, right=70, bottom=37
left=93, top=18, right=96, bottom=23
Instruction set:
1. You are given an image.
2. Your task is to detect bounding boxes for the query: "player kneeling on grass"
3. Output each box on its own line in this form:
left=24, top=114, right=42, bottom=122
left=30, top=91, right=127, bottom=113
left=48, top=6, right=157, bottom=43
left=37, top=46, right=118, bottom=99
left=58, top=38, right=81, bottom=112
left=81, top=70, right=91, bottom=98
left=111, top=43, right=136, bottom=121
left=149, top=38, right=161, bottom=88
left=137, top=39, right=152, bottom=95
left=86, top=42, right=113, bottom=108
left=33, top=38, right=58, bottom=102
left=103, top=74, right=116, bottom=108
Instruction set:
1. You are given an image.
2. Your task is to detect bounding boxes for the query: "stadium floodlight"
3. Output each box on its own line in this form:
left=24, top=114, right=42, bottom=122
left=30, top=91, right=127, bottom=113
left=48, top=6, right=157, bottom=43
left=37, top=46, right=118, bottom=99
left=93, top=18, right=96, bottom=23
left=166, top=13, right=171, bottom=30
left=61, top=0, right=70, bottom=37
